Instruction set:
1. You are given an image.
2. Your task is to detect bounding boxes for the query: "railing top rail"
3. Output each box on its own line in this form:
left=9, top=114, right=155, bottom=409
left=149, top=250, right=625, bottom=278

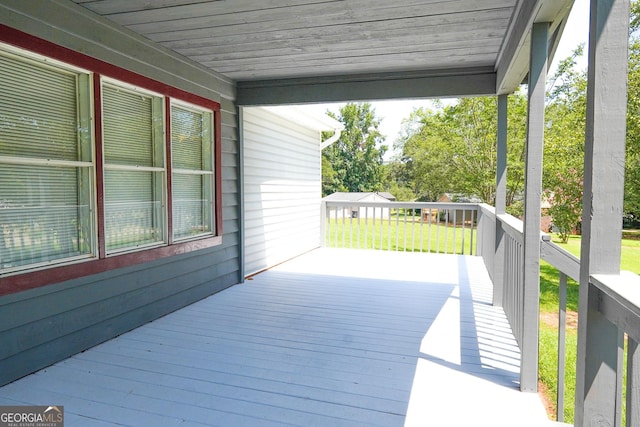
left=477, top=203, right=496, bottom=215
left=497, top=213, right=524, bottom=244
left=323, top=201, right=481, bottom=210
left=590, top=271, right=640, bottom=343
left=540, top=239, right=581, bottom=282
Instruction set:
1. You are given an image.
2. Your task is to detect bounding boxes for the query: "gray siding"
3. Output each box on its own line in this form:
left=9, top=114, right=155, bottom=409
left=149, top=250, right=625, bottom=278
left=243, top=107, right=322, bottom=276
left=0, top=1, right=240, bottom=385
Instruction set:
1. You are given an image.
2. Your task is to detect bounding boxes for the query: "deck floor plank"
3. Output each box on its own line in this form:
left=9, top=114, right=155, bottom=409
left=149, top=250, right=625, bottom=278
left=0, top=249, right=553, bottom=426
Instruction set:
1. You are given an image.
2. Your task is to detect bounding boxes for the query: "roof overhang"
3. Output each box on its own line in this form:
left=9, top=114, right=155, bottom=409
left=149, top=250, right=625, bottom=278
left=6, top=0, right=575, bottom=105
left=495, top=0, right=574, bottom=94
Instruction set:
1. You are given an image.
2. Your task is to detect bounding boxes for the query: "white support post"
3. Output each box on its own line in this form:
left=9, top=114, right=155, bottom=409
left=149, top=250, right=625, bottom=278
left=575, top=0, right=630, bottom=425
left=520, top=22, right=549, bottom=393
left=494, top=94, right=508, bottom=307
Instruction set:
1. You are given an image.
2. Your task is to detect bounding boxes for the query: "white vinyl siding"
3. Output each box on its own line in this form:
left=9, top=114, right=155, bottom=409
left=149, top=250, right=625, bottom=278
left=171, top=103, right=214, bottom=240
left=0, top=47, right=94, bottom=273
left=243, top=107, right=322, bottom=276
left=102, top=82, right=166, bottom=253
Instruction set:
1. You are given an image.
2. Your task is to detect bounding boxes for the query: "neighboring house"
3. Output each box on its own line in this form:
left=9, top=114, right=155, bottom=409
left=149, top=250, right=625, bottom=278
left=323, top=192, right=395, bottom=219
left=437, top=193, right=483, bottom=225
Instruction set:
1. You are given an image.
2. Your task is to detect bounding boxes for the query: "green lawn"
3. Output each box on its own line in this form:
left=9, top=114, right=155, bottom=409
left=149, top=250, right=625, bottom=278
left=538, top=233, right=640, bottom=423
left=325, top=216, right=477, bottom=255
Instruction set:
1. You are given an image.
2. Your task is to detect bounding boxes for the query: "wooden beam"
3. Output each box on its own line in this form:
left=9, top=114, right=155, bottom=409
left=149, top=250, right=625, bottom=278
left=235, top=68, right=496, bottom=106
left=575, top=0, right=630, bottom=424
left=520, top=21, right=548, bottom=393
left=495, top=0, right=573, bottom=94
left=493, top=94, right=508, bottom=307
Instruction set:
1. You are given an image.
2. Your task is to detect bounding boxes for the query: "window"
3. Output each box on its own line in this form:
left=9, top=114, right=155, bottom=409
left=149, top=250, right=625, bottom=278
left=102, top=81, right=166, bottom=253
left=0, top=47, right=94, bottom=273
left=171, top=103, right=214, bottom=241
left=0, top=38, right=221, bottom=284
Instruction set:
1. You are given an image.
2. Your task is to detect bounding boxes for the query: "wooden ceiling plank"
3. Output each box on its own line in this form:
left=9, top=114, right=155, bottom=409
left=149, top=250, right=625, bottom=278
left=147, top=10, right=510, bottom=49
left=215, top=51, right=497, bottom=78
left=181, top=32, right=502, bottom=61
left=77, top=0, right=219, bottom=15
left=88, top=0, right=338, bottom=22
left=151, top=8, right=512, bottom=46
left=87, top=0, right=513, bottom=26
left=124, top=0, right=515, bottom=35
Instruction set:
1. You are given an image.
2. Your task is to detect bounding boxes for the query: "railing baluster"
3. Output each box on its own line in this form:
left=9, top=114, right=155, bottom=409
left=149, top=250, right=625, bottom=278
left=411, top=208, right=416, bottom=252
left=372, top=207, right=376, bottom=250
left=395, top=209, right=400, bottom=251
left=445, top=211, right=450, bottom=255
left=378, top=208, right=382, bottom=250
left=436, top=210, right=441, bottom=254
left=470, top=209, right=475, bottom=256
left=428, top=209, right=433, bottom=253
left=402, top=208, right=407, bottom=252
left=333, top=206, right=338, bottom=247
left=453, top=209, right=458, bottom=255
left=349, top=209, right=353, bottom=248
left=364, top=208, right=369, bottom=249
left=419, top=209, right=424, bottom=252
left=336, top=206, right=346, bottom=248
left=461, top=208, right=466, bottom=255
left=557, top=272, right=567, bottom=423
left=387, top=209, right=391, bottom=251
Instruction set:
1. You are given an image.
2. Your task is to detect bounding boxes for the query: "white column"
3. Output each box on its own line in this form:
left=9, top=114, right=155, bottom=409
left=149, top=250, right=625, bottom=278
left=575, top=0, right=630, bottom=424
left=521, top=22, right=549, bottom=392
left=493, top=94, right=508, bottom=307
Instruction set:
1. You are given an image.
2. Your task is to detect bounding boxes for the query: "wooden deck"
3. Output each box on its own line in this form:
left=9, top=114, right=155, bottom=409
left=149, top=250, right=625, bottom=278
left=0, top=249, right=556, bottom=426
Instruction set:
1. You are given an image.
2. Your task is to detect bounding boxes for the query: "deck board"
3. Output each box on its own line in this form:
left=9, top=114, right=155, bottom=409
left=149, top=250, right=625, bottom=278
left=0, top=249, right=554, bottom=426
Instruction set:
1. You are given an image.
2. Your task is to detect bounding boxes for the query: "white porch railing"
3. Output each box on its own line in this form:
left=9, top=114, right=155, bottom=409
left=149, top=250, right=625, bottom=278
left=321, top=201, right=481, bottom=255
left=321, top=199, right=640, bottom=425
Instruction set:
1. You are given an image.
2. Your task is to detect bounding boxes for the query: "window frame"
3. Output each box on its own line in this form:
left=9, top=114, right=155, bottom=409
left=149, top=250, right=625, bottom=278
left=100, top=78, right=168, bottom=254
left=0, top=25, right=223, bottom=296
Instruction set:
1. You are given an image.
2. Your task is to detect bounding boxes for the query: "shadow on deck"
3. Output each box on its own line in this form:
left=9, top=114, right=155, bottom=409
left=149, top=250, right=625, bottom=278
left=0, top=249, right=552, bottom=426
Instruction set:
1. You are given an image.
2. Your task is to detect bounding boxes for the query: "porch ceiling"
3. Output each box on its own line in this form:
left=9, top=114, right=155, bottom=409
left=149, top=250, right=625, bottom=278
left=71, top=0, right=574, bottom=104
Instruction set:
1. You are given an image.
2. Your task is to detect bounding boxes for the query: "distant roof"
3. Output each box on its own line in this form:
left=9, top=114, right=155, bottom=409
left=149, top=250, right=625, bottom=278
left=323, top=192, right=396, bottom=202
left=377, top=192, right=397, bottom=201
left=439, top=193, right=483, bottom=203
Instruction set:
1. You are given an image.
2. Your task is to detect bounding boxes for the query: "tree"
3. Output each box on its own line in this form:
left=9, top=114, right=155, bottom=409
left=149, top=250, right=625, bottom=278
left=322, top=103, right=387, bottom=196
left=544, top=46, right=587, bottom=237
left=545, top=169, right=583, bottom=243
left=392, top=92, right=527, bottom=211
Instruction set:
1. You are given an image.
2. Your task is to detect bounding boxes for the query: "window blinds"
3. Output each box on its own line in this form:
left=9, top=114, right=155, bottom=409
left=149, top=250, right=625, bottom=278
left=0, top=50, right=93, bottom=270
left=171, top=105, right=214, bottom=240
left=102, top=83, right=165, bottom=253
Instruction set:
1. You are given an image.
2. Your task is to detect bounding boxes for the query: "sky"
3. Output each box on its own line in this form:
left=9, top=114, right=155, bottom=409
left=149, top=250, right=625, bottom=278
left=302, top=0, right=591, bottom=156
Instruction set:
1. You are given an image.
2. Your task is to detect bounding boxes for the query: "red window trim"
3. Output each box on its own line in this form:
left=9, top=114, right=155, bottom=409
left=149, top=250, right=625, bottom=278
left=0, top=25, right=224, bottom=296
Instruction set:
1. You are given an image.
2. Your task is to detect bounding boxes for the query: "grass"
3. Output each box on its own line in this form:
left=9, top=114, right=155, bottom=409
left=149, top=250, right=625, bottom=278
left=539, top=322, right=577, bottom=422
left=325, top=216, right=477, bottom=255
left=538, top=233, right=640, bottom=423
